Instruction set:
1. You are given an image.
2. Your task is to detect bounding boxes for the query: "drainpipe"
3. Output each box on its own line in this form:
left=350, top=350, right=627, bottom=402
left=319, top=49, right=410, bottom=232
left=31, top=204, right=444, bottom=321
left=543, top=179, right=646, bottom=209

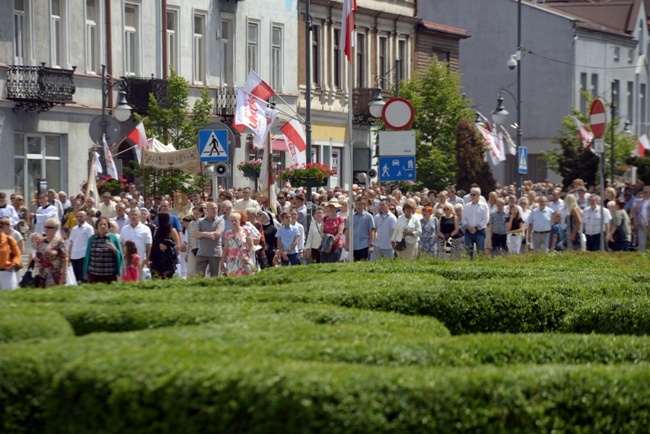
left=105, top=0, right=113, bottom=110
left=162, top=0, right=168, bottom=78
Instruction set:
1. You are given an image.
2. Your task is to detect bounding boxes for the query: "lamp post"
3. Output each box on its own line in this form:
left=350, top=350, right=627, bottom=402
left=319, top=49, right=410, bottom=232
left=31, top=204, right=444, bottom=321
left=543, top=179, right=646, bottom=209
left=610, top=83, right=616, bottom=185
left=491, top=89, right=521, bottom=197
left=98, top=64, right=132, bottom=172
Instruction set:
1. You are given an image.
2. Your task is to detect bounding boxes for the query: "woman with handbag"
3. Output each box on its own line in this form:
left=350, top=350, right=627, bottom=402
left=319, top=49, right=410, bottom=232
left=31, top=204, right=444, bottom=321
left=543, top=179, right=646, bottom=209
left=391, top=199, right=422, bottom=260
left=0, top=218, right=21, bottom=290
left=320, top=201, right=346, bottom=263
left=35, top=218, right=68, bottom=288
left=147, top=213, right=179, bottom=279
left=437, top=204, right=462, bottom=260
left=222, top=212, right=255, bottom=276
left=607, top=199, right=631, bottom=252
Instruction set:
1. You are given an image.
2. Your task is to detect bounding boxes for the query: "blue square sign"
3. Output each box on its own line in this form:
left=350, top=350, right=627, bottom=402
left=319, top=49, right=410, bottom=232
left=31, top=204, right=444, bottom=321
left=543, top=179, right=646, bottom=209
left=378, top=156, right=416, bottom=182
left=198, top=130, right=229, bottom=162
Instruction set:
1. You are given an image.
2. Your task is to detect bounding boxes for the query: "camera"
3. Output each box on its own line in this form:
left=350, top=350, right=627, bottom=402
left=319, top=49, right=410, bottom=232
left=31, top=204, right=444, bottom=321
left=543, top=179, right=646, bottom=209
left=507, top=55, right=518, bottom=70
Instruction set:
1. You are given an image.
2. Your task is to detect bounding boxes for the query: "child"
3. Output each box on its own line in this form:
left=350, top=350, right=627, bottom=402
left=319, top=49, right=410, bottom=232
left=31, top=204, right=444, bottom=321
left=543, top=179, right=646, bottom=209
left=59, top=226, right=77, bottom=285
left=178, top=215, right=193, bottom=279
left=550, top=211, right=564, bottom=252
left=122, top=240, right=140, bottom=282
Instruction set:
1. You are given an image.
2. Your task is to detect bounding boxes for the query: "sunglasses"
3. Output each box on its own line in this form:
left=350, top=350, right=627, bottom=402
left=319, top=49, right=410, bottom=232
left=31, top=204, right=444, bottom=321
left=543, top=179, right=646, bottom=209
left=44, top=226, right=57, bottom=229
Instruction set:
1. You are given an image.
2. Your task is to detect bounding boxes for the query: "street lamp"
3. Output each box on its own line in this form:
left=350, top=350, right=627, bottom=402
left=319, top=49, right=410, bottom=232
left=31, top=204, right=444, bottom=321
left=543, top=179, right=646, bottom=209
left=368, top=58, right=401, bottom=118
left=490, top=95, right=509, bottom=125
left=491, top=88, right=521, bottom=196
left=113, top=89, right=132, bottom=122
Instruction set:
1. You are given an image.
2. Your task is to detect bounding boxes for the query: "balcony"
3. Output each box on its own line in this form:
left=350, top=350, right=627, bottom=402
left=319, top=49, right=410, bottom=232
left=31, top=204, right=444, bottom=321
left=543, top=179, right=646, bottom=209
left=353, top=87, right=390, bottom=125
left=122, top=75, right=168, bottom=116
left=214, top=86, right=237, bottom=121
left=6, top=63, right=76, bottom=112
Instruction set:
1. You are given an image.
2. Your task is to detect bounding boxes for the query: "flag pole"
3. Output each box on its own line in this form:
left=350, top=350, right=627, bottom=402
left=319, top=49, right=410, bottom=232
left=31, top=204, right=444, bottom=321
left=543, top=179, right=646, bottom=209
left=347, top=24, right=355, bottom=263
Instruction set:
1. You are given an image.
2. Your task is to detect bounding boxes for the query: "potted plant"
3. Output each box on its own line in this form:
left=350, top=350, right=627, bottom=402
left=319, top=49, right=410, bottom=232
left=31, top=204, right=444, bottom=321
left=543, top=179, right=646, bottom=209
left=278, top=163, right=334, bottom=188
left=97, top=175, right=128, bottom=196
left=237, top=159, right=262, bottom=178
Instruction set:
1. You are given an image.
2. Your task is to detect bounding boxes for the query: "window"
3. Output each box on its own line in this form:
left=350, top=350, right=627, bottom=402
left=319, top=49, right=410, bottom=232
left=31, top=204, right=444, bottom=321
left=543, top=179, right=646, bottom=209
left=221, top=18, right=234, bottom=86
left=628, top=81, right=634, bottom=120
left=580, top=73, right=588, bottom=112
left=333, top=28, right=343, bottom=90
left=641, top=84, right=647, bottom=132
left=247, top=21, right=259, bottom=74
left=124, top=4, right=139, bottom=76
left=398, top=39, right=407, bottom=81
left=14, top=0, right=26, bottom=64
left=85, top=0, right=99, bottom=73
left=14, top=134, right=63, bottom=203
left=639, top=19, right=645, bottom=55
left=614, top=46, right=620, bottom=62
left=311, top=24, right=320, bottom=86
left=51, top=0, right=65, bottom=67
left=356, top=33, right=365, bottom=88
left=166, top=10, right=178, bottom=73
left=612, top=80, right=620, bottom=110
left=193, top=14, right=206, bottom=84
left=591, top=74, right=598, bottom=98
left=378, top=36, right=388, bottom=88
left=628, top=48, right=634, bottom=64
left=433, top=49, right=450, bottom=63
left=271, top=25, right=283, bottom=91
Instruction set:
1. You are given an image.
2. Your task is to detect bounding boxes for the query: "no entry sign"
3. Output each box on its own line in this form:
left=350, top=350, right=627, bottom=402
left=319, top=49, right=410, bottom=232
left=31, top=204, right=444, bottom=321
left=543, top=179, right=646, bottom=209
left=589, top=99, right=607, bottom=139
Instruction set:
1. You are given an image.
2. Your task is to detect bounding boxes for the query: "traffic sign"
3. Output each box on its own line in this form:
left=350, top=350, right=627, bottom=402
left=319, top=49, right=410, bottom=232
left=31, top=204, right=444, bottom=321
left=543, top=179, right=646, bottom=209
left=378, top=130, right=416, bottom=156
left=518, top=146, right=528, bottom=175
left=594, top=138, right=605, bottom=153
left=378, top=156, right=416, bottom=181
left=382, top=97, right=415, bottom=131
left=198, top=130, right=228, bottom=162
left=589, top=99, right=607, bottom=139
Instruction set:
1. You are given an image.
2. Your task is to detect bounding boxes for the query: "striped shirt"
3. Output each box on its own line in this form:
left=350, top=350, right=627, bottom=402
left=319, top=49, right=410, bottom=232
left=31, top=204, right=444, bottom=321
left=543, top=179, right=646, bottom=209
left=490, top=211, right=508, bottom=235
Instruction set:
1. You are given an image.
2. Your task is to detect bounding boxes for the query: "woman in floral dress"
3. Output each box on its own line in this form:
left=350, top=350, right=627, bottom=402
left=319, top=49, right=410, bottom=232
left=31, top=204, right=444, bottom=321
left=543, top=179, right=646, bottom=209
left=34, top=218, right=68, bottom=288
left=418, top=206, right=438, bottom=257
left=222, top=212, right=254, bottom=277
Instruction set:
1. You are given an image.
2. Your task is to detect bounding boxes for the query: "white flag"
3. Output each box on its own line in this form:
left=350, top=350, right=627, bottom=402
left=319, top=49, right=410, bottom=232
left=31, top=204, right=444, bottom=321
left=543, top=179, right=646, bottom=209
left=477, top=126, right=503, bottom=165
left=500, top=126, right=517, bottom=156
left=235, top=89, right=268, bottom=138
left=94, top=151, right=103, bottom=177
left=636, top=134, right=650, bottom=157
left=252, top=107, right=279, bottom=149
left=103, top=134, right=119, bottom=180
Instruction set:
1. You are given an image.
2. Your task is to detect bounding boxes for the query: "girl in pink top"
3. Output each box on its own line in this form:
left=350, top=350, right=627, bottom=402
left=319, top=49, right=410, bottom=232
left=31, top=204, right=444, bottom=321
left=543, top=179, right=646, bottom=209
left=122, top=240, right=140, bottom=282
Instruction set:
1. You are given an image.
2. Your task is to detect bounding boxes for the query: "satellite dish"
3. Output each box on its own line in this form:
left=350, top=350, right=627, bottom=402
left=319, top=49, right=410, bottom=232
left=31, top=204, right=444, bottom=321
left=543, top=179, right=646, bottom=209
left=89, top=115, right=122, bottom=146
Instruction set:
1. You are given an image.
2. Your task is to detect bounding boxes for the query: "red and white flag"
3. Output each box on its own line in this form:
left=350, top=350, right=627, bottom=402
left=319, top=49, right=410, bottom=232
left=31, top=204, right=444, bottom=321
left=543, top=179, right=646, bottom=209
left=235, top=89, right=268, bottom=138
left=574, top=117, right=594, bottom=149
left=281, top=119, right=307, bottom=152
left=233, top=70, right=275, bottom=132
left=500, top=126, right=517, bottom=156
left=477, top=125, right=503, bottom=165
left=126, top=122, right=148, bottom=164
left=636, top=134, right=650, bottom=157
left=476, top=112, right=494, bottom=133
left=340, top=0, right=357, bottom=62
left=252, top=107, right=279, bottom=149
left=102, top=134, right=119, bottom=180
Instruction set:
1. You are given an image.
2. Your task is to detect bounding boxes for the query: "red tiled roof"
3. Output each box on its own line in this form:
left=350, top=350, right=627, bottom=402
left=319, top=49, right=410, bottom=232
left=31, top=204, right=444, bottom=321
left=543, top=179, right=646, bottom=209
left=420, top=21, right=470, bottom=38
left=543, top=0, right=638, bottom=39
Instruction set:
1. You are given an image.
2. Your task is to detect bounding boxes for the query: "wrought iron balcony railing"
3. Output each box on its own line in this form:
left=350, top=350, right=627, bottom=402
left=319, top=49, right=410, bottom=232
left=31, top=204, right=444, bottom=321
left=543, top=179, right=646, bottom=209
left=215, top=86, right=237, bottom=120
left=6, top=63, right=76, bottom=112
left=122, top=75, right=168, bottom=116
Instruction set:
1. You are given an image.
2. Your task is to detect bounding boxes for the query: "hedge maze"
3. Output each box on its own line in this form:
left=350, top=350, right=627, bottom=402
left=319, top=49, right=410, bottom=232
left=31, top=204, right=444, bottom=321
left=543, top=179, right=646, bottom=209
left=2, top=253, right=650, bottom=433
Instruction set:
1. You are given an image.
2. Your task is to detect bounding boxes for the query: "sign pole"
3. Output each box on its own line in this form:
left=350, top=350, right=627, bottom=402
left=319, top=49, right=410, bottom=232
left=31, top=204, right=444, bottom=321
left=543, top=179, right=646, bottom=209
left=590, top=99, right=607, bottom=252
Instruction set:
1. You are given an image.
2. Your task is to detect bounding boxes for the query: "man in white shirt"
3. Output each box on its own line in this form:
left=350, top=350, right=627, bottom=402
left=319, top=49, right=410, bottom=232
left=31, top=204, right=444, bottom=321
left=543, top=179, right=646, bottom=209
left=462, top=187, right=490, bottom=258
left=582, top=194, right=611, bottom=251
left=99, top=193, right=117, bottom=219
left=374, top=198, right=397, bottom=259
left=69, top=211, right=94, bottom=283
left=0, top=193, right=20, bottom=226
left=527, top=196, right=554, bottom=253
left=234, top=187, right=261, bottom=213
left=120, top=209, right=153, bottom=275
left=34, top=194, right=59, bottom=235
left=547, top=188, right=565, bottom=213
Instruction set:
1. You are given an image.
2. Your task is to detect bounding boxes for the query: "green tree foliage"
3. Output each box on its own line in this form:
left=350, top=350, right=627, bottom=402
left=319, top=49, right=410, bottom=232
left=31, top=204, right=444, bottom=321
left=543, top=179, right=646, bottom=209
left=542, top=93, right=635, bottom=189
left=455, top=118, right=496, bottom=194
left=398, top=59, right=473, bottom=190
left=627, top=149, right=650, bottom=184
left=140, top=67, right=214, bottom=196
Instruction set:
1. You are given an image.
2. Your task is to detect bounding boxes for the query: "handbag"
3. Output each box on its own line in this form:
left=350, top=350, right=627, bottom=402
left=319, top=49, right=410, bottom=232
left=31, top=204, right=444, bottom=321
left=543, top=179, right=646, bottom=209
left=395, top=239, right=407, bottom=251
left=19, top=261, right=40, bottom=288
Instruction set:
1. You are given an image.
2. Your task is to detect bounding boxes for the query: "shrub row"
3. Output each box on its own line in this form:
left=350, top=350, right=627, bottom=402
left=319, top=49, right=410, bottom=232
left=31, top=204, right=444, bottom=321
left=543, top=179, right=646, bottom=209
left=0, top=308, right=73, bottom=343
left=3, top=328, right=650, bottom=433
left=562, top=297, right=650, bottom=335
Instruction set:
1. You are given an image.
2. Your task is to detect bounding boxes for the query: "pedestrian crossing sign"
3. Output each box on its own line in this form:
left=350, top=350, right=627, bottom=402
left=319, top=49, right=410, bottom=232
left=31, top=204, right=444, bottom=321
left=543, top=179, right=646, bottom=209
left=198, top=130, right=229, bottom=162
left=518, top=146, right=528, bottom=175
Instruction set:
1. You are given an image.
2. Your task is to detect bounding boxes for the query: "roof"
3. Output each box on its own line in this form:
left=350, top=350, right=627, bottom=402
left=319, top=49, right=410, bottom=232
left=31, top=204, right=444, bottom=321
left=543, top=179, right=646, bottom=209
left=542, top=0, right=640, bottom=39
left=419, top=21, right=470, bottom=38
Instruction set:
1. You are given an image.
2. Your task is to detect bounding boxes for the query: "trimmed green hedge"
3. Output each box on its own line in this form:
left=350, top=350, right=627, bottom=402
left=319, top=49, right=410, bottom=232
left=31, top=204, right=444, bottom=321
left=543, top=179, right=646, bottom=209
left=562, top=297, right=650, bottom=335
left=4, top=328, right=650, bottom=433
left=0, top=308, right=73, bottom=343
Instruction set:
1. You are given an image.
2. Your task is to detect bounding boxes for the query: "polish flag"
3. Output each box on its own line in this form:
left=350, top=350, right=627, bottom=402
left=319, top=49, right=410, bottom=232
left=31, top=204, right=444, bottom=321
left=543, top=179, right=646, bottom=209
left=126, top=122, right=148, bottom=164
left=340, top=0, right=357, bottom=62
left=574, top=117, right=594, bottom=149
left=280, top=119, right=307, bottom=152
left=103, top=134, right=119, bottom=180
left=477, top=125, right=503, bottom=165
left=476, top=112, right=493, bottom=133
left=636, top=134, right=650, bottom=157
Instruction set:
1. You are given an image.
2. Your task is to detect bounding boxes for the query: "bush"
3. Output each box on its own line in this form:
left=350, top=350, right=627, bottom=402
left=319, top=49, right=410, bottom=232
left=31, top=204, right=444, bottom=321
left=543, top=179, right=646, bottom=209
left=0, top=308, right=73, bottom=343
left=562, top=297, right=650, bottom=335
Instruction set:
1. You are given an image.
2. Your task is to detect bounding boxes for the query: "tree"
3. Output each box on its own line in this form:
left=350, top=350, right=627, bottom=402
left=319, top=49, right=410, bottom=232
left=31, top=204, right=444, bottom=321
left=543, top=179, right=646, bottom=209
left=627, top=149, right=650, bottom=185
left=141, top=67, right=214, bottom=196
left=542, top=93, right=635, bottom=189
left=398, top=59, right=473, bottom=191
left=455, top=118, right=496, bottom=194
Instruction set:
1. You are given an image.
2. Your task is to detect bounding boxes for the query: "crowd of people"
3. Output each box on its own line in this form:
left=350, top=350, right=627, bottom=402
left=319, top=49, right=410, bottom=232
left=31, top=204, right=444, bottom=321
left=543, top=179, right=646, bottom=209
left=0, top=177, right=648, bottom=290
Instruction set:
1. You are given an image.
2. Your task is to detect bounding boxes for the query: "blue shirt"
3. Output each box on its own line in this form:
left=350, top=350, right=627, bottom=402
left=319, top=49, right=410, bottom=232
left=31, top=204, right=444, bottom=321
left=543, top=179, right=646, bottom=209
left=345, top=210, right=376, bottom=250
left=276, top=224, right=300, bottom=254
left=154, top=213, right=182, bottom=232
left=550, top=223, right=564, bottom=251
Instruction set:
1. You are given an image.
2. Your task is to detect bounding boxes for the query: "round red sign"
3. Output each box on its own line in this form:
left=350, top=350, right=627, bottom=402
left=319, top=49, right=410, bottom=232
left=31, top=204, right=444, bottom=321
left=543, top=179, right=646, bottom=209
left=382, top=97, right=415, bottom=131
left=589, top=99, right=607, bottom=139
